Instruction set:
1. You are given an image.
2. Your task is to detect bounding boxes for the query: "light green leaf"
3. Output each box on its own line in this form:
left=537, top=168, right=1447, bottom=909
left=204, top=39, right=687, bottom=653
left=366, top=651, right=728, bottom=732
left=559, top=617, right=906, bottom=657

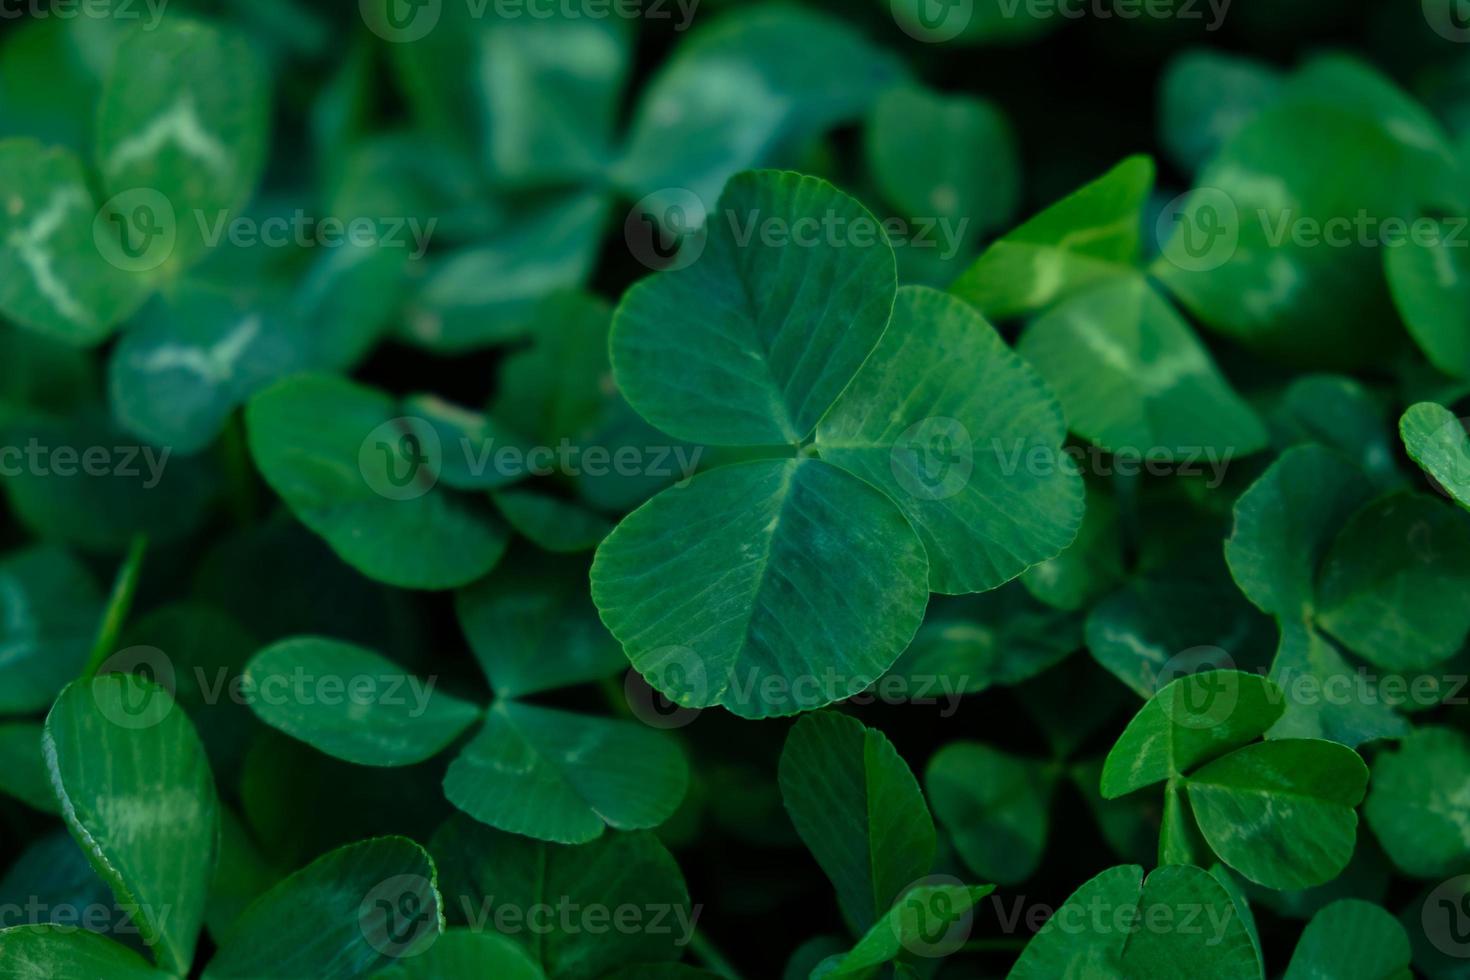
left=453, top=557, right=625, bottom=700
left=372, top=929, right=546, bottom=980
left=0, top=139, right=145, bottom=344
left=0, top=545, right=102, bottom=713
left=243, top=637, right=482, bottom=767
left=1160, top=49, right=1281, bottom=175
left=442, top=702, right=687, bottom=844
left=1316, top=493, right=1470, bottom=670
left=96, top=18, right=270, bottom=267
left=816, top=285, right=1085, bottom=593
left=0, top=925, right=175, bottom=980
left=778, top=712, right=935, bottom=934
left=950, top=155, right=1153, bottom=320
left=1364, top=726, right=1470, bottom=879
left=615, top=6, right=905, bottom=206
left=1018, top=276, right=1267, bottom=458
left=866, top=85, right=1018, bottom=235
left=204, top=836, right=444, bottom=980
left=1401, top=402, right=1470, bottom=511
left=818, top=883, right=996, bottom=978
left=592, top=458, right=929, bottom=719
left=245, top=373, right=509, bottom=590
left=1225, top=445, right=1377, bottom=620
left=1100, top=672, right=1285, bottom=799
left=1022, top=481, right=1124, bottom=611
left=109, top=285, right=307, bottom=455
left=927, top=742, right=1053, bottom=885
left=1265, top=622, right=1409, bottom=748
left=431, top=817, right=690, bottom=980
left=492, top=489, right=613, bottom=553
left=1007, top=864, right=1261, bottom=980
left=44, top=674, right=218, bottom=975
left=612, top=170, right=896, bottom=447
left=1186, top=739, right=1369, bottom=889
left=1283, top=899, right=1412, bottom=980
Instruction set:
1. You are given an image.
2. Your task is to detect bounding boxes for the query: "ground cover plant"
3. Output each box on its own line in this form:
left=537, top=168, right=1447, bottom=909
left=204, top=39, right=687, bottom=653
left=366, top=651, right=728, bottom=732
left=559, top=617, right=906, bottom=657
left=4, top=0, right=1470, bottom=977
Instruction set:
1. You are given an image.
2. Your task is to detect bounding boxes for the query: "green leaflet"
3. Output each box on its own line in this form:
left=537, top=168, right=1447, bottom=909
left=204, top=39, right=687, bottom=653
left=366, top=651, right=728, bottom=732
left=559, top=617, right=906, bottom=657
left=778, top=712, right=936, bottom=934
left=1100, top=671, right=1285, bottom=799
left=612, top=170, right=897, bottom=447
left=245, top=373, right=509, bottom=590
left=866, top=85, right=1019, bottom=237
left=0, top=926, right=175, bottom=980
left=1365, top=726, right=1470, bottom=879
left=1185, top=739, right=1369, bottom=890
left=1401, top=402, right=1470, bottom=511
left=926, top=742, right=1054, bottom=885
left=371, top=929, right=546, bottom=980
left=950, top=155, right=1153, bottom=320
left=614, top=6, right=906, bottom=206
left=0, top=545, right=102, bottom=714
left=1006, top=864, right=1262, bottom=980
left=108, top=284, right=307, bottom=455
left=815, top=285, right=1085, bottom=594
left=1315, top=493, right=1470, bottom=671
left=204, top=837, right=444, bottom=980
left=592, top=457, right=930, bottom=719
left=815, top=883, right=996, bottom=978
left=1153, top=104, right=1404, bottom=368
left=1159, top=49, right=1281, bottom=175
left=1282, top=899, right=1412, bottom=980
left=491, top=488, right=613, bottom=553
left=243, top=637, right=483, bottom=767
left=1387, top=221, right=1470, bottom=382
left=1017, top=276, right=1267, bottom=459
left=0, top=139, right=147, bottom=344
left=95, top=17, right=270, bottom=267
left=44, top=675, right=218, bottom=975
left=431, top=817, right=691, bottom=980
left=441, top=701, right=688, bottom=844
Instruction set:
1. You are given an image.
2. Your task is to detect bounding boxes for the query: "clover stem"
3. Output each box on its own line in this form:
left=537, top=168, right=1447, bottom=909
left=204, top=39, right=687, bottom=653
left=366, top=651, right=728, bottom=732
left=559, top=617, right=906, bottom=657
left=83, top=535, right=149, bottom=679
left=688, top=929, right=744, bottom=979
